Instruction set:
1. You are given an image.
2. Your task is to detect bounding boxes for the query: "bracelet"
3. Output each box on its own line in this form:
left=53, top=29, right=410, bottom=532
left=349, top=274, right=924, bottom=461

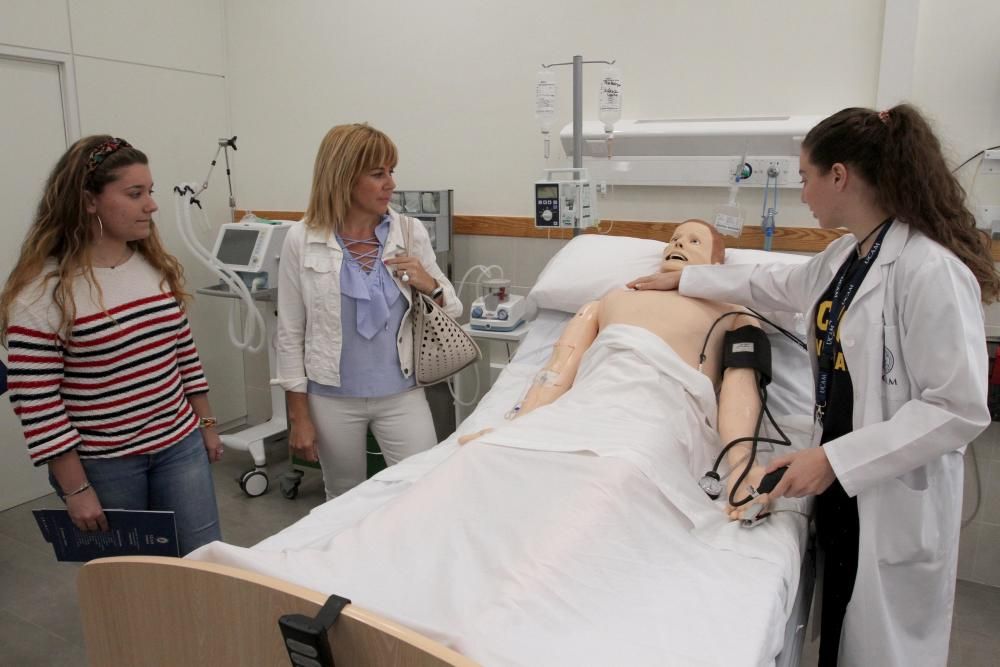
left=64, top=481, right=91, bottom=497
left=429, top=285, right=444, bottom=300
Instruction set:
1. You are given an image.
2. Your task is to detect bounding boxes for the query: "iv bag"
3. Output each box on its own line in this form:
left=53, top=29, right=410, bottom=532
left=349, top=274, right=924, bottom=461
left=535, top=69, right=557, bottom=133
left=598, top=63, right=622, bottom=132
left=535, top=68, right=558, bottom=158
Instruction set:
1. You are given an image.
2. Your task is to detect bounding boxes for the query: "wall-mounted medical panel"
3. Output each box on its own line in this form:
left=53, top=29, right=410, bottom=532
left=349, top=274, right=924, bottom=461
left=559, top=116, right=823, bottom=188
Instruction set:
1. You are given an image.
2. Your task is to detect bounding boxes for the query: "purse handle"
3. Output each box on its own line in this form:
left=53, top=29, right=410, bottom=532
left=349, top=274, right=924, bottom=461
left=401, top=212, right=412, bottom=257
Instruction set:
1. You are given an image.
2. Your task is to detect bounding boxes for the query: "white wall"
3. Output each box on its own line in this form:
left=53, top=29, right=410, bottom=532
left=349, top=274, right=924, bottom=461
left=0, top=0, right=244, bottom=503
left=0, top=54, right=74, bottom=509
left=222, top=0, right=884, bottom=226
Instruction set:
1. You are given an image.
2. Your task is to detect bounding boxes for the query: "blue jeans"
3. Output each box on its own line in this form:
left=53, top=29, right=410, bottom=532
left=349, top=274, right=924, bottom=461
left=52, top=429, right=222, bottom=556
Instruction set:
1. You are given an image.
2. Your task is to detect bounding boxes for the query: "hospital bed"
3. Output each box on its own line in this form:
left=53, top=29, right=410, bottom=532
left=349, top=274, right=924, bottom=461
left=78, top=234, right=818, bottom=667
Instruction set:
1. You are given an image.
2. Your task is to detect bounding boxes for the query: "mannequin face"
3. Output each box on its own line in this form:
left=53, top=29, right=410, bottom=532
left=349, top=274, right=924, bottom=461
left=660, top=222, right=716, bottom=272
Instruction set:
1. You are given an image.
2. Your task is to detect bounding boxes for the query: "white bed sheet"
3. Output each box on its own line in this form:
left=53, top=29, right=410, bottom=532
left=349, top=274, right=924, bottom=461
left=191, top=311, right=812, bottom=667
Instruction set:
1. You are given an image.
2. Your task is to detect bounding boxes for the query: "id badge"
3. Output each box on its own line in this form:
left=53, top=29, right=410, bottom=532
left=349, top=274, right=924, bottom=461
left=810, top=412, right=824, bottom=449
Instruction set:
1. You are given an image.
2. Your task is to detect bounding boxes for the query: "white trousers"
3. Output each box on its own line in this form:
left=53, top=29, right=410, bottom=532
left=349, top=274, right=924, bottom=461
left=307, top=388, right=437, bottom=499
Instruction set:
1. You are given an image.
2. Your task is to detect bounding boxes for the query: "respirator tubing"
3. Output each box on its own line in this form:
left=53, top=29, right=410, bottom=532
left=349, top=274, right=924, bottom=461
left=174, top=184, right=265, bottom=353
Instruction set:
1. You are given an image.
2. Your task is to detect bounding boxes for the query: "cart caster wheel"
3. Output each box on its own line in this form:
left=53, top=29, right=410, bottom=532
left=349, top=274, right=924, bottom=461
left=280, top=469, right=304, bottom=500
left=239, top=468, right=269, bottom=497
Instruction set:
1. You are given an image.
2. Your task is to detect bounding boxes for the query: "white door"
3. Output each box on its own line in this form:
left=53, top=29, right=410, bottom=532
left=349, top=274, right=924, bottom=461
left=0, top=56, right=72, bottom=510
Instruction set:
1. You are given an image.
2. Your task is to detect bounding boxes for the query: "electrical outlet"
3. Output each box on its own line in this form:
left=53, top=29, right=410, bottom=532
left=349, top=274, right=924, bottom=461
left=975, top=205, right=1000, bottom=231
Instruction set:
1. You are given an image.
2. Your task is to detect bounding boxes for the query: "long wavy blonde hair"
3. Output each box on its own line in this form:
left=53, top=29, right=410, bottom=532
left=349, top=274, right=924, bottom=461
left=0, top=134, right=189, bottom=343
left=304, top=123, right=398, bottom=235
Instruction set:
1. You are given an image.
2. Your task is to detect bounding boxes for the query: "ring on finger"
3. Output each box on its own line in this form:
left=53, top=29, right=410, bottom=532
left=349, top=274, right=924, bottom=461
left=401, top=270, right=410, bottom=283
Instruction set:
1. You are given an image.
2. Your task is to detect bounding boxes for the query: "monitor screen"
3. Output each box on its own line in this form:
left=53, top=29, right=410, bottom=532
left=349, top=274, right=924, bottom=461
left=216, top=228, right=260, bottom=266
left=537, top=184, right=558, bottom=199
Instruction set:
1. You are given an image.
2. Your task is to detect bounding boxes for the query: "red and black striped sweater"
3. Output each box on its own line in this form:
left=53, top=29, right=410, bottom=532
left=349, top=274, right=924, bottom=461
left=7, top=255, right=209, bottom=466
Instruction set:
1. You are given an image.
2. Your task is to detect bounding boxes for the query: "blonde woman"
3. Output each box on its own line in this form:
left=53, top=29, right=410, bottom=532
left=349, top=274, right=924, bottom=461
left=276, top=124, right=461, bottom=499
left=2, top=135, right=222, bottom=556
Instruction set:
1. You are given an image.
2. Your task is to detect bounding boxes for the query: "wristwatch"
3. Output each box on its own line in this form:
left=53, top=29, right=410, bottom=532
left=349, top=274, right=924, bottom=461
left=198, top=416, right=218, bottom=428
left=429, top=285, right=444, bottom=300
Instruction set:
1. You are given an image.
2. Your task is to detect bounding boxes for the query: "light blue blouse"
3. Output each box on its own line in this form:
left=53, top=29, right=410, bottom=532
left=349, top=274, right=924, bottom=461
left=308, top=216, right=415, bottom=398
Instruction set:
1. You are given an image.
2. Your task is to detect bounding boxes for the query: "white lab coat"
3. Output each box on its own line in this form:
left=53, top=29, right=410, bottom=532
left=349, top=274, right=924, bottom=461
left=681, top=221, right=989, bottom=666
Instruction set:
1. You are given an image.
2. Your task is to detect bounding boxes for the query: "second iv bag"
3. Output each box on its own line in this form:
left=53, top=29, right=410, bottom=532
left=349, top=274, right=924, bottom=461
left=598, top=63, right=622, bottom=157
left=598, top=64, right=622, bottom=129
left=535, top=68, right=558, bottom=159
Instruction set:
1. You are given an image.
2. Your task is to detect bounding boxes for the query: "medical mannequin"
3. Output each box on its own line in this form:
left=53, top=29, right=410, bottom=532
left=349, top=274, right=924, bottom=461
left=464, top=220, right=769, bottom=518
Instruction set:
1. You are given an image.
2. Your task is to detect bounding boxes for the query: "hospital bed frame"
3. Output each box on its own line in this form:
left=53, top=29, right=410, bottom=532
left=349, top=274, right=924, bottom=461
left=77, top=554, right=813, bottom=667
left=79, top=547, right=813, bottom=667
left=77, top=216, right=815, bottom=666
left=78, top=555, right=476, bottom=666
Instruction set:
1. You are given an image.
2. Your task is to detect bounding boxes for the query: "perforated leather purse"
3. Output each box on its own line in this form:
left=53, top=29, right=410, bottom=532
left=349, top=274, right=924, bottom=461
left=402, top=216, right=481, bottom=386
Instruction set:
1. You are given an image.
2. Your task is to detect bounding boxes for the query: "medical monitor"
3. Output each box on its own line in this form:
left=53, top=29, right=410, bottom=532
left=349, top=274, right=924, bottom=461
left=211, top=220, right=293, bottom=278
left=215, top=228, right=261, bottom=268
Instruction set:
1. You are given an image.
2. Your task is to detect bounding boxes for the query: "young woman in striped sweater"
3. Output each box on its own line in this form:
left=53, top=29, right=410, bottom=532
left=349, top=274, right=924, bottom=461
left=1, top=135, right=222, bottom=555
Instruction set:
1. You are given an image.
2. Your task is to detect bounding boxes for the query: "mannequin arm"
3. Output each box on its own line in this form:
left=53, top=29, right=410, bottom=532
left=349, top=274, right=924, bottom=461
left=458, top=301, right=601, bottom=446
left=716, top=320, right=767, bottom=518
left=513, top=300, right=601, bottom=418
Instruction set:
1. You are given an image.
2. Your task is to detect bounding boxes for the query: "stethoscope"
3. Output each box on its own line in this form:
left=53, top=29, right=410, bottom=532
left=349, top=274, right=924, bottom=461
left=694, top=308, right=804, bottom=526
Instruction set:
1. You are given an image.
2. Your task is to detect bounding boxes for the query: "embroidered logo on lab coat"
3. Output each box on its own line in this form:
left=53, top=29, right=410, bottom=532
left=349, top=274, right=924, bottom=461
left=883, top=346, right=894, bottom=376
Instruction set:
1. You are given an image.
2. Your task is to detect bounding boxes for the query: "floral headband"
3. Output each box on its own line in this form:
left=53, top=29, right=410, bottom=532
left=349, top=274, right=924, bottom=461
left=85, top=138, right=132, bottom=177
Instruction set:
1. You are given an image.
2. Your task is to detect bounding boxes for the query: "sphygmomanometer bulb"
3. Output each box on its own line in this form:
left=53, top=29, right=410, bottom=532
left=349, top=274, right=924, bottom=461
left=756, top=466, right=788, bottom=495
left=698, top=471, right=723, bottom=499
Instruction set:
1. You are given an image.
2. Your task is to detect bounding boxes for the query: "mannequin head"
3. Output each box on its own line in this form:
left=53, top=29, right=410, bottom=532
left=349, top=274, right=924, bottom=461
left=660, top=219, right=725, bottom=272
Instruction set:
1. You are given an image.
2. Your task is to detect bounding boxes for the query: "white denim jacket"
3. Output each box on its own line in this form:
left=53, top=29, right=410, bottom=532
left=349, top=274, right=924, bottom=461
left=275, top=208, right=462, bottom=392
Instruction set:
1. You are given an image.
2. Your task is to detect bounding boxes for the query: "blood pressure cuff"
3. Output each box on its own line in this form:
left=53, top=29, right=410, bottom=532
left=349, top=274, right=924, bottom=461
left=722, top=325, right=771, bottom=387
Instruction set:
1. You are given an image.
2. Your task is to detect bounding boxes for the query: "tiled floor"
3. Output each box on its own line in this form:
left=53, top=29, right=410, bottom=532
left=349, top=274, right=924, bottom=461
left=0, top=442, right=323, bottom=666
left=1, top=443, right=998, bottom=666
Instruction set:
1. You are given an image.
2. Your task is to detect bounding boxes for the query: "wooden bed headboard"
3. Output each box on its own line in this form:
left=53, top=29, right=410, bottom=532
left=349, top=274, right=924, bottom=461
left=79, top=556, right=477, bottom=666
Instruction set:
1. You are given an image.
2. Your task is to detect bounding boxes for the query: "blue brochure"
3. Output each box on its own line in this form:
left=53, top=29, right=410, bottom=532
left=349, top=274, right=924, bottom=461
left=33, top=508, right=179, bottom=562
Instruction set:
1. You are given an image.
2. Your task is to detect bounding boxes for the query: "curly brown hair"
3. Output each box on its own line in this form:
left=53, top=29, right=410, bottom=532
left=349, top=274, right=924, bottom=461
left=1, top=135, right=189, bottom=343
left=802, top=104, right=999, bottom=303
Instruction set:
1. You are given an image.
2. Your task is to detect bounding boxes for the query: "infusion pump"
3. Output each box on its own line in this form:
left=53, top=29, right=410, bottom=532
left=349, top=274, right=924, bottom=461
left=534, top=168, right=596, bottom=229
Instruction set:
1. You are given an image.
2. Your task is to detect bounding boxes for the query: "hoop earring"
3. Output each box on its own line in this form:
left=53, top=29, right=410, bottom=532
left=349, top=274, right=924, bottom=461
left=96, top=215, right=104, bottom=241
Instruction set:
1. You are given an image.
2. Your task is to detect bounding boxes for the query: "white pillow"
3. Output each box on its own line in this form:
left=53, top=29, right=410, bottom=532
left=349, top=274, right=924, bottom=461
left=528, top=235, right=664, bottom=314
left=527, top=233, right=810, bottom=316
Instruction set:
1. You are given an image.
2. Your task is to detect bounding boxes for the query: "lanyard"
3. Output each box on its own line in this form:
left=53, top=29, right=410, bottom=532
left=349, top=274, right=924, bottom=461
left=814, top=221, right=892, bottom=421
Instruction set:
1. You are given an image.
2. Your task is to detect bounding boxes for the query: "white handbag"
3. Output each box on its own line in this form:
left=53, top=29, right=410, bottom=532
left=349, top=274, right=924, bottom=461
left=401, top=216, right=481, bottom=386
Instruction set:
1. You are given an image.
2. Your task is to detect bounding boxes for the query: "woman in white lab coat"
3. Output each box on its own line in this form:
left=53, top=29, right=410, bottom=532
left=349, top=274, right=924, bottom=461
left=629, top=104, right=998, bottom=666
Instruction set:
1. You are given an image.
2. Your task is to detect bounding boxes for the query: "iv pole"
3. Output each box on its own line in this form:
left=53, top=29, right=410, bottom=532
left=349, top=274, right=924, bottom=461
left=542, top=55, right=615, bottom=237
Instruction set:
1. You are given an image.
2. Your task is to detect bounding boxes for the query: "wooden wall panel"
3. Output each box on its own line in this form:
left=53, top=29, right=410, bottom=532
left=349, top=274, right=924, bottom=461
left=237, top=211, right=1000, bottom=259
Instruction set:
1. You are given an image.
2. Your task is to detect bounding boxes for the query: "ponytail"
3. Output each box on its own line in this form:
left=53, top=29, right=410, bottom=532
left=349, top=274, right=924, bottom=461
left=803, top=104, right=1000, bottom=303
